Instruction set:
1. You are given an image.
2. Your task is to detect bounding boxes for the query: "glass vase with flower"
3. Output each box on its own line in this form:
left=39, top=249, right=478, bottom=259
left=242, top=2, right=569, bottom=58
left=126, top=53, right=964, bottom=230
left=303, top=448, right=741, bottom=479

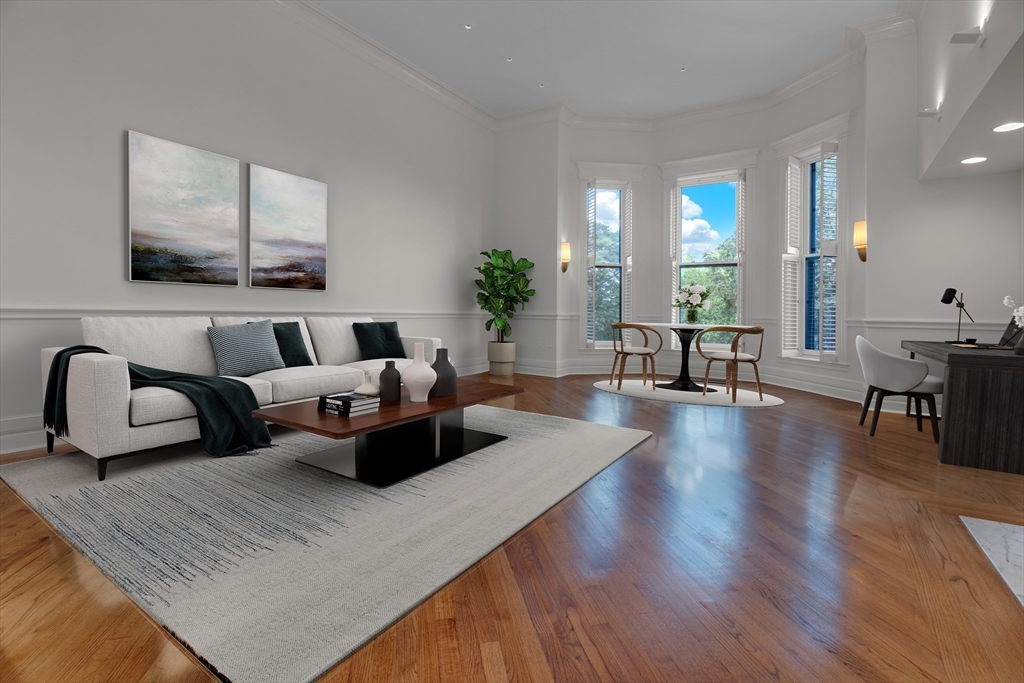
left=674, top=284, right=711, bottom=324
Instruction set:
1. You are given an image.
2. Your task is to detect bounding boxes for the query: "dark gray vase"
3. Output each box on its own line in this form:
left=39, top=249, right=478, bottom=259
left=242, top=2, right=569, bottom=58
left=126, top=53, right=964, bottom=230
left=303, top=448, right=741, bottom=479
left=429, top=348, right=457, bottom=397
left=379, top=360, right=402, bottom=402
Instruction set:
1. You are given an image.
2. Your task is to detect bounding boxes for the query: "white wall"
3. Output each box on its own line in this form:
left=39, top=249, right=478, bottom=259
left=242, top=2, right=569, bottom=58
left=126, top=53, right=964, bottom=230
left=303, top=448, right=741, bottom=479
left=0, top=0, right=496, bottom=451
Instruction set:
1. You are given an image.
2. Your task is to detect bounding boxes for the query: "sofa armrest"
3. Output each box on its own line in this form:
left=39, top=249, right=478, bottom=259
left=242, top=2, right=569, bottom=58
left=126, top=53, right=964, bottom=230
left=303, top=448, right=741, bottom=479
left=41, top=347, right=67, bottom=403
left=61, top=353, right=132, bottom=459
left=401, top=336, right=443, bottom=362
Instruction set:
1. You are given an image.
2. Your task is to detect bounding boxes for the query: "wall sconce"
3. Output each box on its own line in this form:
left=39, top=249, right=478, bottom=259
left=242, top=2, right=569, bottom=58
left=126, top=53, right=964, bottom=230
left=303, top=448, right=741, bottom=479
left=560, top=241, right=571, bottom=272
left=951, top=17, right=987, bottom=46
left=853, top=220, right=867, bottom=262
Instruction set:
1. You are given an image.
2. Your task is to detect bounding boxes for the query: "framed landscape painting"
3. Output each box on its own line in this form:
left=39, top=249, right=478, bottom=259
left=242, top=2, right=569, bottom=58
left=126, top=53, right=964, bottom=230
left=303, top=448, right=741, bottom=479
left=249, top=164, right=327, bottom=290
left=128, top=131, right=239, bottom=286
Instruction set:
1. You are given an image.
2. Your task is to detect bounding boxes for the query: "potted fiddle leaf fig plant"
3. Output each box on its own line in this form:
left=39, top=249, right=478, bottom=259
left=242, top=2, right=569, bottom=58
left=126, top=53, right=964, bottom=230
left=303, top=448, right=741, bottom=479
left=475, top=249, right=535, bottom=376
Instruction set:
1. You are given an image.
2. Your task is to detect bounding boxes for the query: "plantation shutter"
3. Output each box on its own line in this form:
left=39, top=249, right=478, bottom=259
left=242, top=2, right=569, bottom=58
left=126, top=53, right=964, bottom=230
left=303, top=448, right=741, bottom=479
left=781, top=158, right=802, bottom=354
left=781, top=256, right=800, bottom=353
left=622, top=182, right=634, bottom=342
left=735, top=169, right=746, bottom=325
left=669, top=184, right=680, bottom=324
left=785, top=157, right=801, bottom=253
left=816, top=143, right=839, bottom=361
left=586, top=181, right=597, bottom=347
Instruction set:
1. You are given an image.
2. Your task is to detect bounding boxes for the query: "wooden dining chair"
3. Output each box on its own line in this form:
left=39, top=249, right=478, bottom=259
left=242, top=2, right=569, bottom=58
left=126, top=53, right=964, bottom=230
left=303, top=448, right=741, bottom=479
left=694, top=326, right=765, bottom=402
left=610, top=323, right=664, bottom=391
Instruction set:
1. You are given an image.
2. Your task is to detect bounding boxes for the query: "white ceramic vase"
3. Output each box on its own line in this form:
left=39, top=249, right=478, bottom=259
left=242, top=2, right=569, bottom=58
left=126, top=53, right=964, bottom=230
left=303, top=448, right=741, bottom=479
left=401, top=342, right=437, bottom=402
left=354, top=371, right=380, bottom=397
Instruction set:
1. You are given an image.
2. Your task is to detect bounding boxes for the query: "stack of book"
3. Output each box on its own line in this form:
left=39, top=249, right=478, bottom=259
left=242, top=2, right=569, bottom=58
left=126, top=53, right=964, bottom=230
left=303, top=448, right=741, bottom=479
left=318, top=391, right=380, bottom=417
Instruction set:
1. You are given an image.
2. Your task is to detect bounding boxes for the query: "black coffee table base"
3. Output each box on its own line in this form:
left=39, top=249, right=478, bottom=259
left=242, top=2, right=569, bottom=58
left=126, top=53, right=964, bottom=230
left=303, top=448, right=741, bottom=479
left=295, top=408, right=507, bottom=487
left=655, top=327, right=717, bottom=393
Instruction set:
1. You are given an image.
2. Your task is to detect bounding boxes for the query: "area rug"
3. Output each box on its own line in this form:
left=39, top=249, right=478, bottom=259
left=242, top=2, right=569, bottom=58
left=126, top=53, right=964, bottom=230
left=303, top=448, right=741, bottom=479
left=960, top=516, right=1024, bottom=605
left=0, top=406, right=650, bottom=683
left=594, top=379, right=784, bottom=406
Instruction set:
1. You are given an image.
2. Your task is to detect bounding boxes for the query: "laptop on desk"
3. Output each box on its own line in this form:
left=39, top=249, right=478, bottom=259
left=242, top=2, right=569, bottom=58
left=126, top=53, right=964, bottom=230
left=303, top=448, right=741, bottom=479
left=967, top=318, right=1023, bottom=349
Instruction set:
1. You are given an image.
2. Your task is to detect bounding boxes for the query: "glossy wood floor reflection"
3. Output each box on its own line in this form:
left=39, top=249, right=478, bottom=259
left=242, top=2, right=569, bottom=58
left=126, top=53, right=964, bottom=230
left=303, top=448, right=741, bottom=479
left=2, top=375, right=1022, bottom=683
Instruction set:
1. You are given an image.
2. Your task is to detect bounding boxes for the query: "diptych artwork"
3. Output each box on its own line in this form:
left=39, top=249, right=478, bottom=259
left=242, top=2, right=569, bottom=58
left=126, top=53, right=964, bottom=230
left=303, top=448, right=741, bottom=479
left=128, top=131, right=240, bottom=286
left=249, top=164, right=327, bottom=290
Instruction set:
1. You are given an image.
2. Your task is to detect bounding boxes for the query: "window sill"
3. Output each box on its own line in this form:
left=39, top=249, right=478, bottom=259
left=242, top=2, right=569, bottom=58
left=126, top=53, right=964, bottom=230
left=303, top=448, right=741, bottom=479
left=777, top=355, right=849, bottom=370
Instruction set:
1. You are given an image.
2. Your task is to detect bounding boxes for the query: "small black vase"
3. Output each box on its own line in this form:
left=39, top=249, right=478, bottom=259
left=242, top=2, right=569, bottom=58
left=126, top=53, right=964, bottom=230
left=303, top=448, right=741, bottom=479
left=429, top=348, right=457, bottom=397
left=379, top=360, right=402, bottom=402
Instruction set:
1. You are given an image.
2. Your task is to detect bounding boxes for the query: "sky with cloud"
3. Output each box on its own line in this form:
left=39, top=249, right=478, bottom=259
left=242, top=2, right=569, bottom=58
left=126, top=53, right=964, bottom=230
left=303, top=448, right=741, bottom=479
left=679, top=182, right=735, bottom=261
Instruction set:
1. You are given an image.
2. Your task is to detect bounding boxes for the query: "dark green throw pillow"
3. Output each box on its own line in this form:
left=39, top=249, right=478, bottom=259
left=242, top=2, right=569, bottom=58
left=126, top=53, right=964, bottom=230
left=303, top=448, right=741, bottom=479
left=352, top=321, right=406, bottom=360
left=272, top=322, right=314, bottom=367
left=248, top=321, right=313, bottom=367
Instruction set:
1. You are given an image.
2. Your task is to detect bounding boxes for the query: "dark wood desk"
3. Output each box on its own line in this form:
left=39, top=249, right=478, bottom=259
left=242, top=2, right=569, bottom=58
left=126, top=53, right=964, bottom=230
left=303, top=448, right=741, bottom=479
left=901, top=341, right=1023, bottom=474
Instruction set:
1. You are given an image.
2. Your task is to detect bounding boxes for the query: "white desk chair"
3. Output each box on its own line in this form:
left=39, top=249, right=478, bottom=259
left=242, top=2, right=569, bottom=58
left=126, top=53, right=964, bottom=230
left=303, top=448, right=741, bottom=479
left=855, top=336, right=943, bottom=443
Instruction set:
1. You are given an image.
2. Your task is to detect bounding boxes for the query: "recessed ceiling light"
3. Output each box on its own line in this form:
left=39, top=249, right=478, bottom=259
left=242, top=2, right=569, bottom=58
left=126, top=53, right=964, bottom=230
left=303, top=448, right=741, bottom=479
left=506, top=57, right=513, bottom=62
left=961, top=157, right=987, bottom=164
left=993, top=122, right=1024, bottom=132
left=680, top=67, right=686, bottom=72
left=464, top=24, right=471, bottom=29
left=539, top=84, right=545, bottom=88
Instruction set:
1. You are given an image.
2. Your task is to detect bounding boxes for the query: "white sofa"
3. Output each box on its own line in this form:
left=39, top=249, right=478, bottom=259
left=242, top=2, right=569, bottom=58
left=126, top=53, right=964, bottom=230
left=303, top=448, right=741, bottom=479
left=41, top=316, right=441, bottom=479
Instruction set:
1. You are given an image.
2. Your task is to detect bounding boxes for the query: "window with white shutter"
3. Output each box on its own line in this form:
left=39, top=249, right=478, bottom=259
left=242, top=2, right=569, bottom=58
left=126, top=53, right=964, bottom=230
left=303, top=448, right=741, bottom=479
left=671, top=170, right=745, bottom=345
left=781, top=142, right=840, bottom=360
left=585, top=181, right=632, bottom=346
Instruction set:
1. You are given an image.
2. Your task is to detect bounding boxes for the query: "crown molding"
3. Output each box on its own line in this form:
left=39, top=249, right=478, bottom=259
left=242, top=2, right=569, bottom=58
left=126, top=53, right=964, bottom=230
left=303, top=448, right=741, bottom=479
left=659, top=147, right=761, bottom=179
left=261, top=0, right=499, bottom=132
left=770, top=111, right=850, bottom=158
left=896, top=1, right=928, bottom=26
left=493, top=103, right=565, bottom=132
left=650, top=45, right=865, bottom=132
left=570, top=115, right=653, bottom=133
left=846, top=12, right=916, bottom=46
left=576, top=161, right=647, bottom=182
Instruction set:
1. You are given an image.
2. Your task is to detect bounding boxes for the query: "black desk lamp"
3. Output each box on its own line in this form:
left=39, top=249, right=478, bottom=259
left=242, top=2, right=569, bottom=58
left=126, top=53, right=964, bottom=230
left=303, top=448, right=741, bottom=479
left=941, top=288, right=975, bottom=343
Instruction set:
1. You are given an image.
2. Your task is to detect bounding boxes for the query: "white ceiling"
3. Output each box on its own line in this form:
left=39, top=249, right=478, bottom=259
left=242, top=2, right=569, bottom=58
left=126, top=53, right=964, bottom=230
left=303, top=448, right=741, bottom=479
left=312, top=0, right=897, bottom=120
left=922, top=35, right=1024, bottom=180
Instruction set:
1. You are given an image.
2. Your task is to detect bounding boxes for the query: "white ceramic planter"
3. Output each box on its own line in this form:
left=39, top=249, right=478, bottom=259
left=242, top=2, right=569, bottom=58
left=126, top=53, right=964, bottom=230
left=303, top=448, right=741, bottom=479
left=402, top=342, right=437, bottom=402
left=488, top=341, right=516, bottom=376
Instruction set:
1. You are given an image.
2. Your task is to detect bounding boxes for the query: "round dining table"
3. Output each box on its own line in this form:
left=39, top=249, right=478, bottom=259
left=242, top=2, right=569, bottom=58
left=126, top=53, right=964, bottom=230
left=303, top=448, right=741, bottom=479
left=642, top=323, right=757, bottom=392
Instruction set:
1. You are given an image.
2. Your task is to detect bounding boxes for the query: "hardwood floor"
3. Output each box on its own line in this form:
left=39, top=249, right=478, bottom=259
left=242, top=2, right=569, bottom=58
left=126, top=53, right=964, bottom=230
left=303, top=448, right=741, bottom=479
left=2, top=374, right=1022, bottom=682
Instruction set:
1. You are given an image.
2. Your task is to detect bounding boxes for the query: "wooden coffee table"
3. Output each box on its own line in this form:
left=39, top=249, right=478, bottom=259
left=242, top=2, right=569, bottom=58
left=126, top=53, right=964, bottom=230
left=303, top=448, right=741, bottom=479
left=252, top=379, right=524, bottom=487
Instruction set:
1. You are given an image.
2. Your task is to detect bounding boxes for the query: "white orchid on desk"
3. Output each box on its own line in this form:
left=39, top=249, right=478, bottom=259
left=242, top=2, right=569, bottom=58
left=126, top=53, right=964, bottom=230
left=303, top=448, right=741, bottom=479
left=1004, top=295, right=1024, bottom=328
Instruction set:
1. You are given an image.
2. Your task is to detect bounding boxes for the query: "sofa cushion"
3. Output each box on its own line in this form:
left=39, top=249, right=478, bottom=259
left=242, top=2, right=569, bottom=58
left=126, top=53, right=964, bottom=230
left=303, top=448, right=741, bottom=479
left=212, top=316, right=318, bottom=365
left=269, top=322, right=314, bottom=367
left=352, top=321, right=407, bottom=360
left=129, top=376, right=272, bottom=426
left=344, top=358, right=413, bottom=384
left=207, top=320, right=285, bottom=377
left=250, top=365, right=364, bottom=404
left=82, top=316, right=217, bottom=375
left=304, top=317, right=373, bottom=366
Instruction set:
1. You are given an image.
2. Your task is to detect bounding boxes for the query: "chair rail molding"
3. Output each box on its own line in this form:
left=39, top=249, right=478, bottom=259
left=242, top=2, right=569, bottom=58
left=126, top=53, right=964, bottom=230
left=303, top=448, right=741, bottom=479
left=0, top=306, right=488, bottom=321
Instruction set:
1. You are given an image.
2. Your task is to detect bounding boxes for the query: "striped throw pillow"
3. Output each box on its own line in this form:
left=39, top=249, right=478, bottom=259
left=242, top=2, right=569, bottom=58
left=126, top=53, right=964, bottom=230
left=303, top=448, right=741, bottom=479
left=207, top=319, right=285, bottom=377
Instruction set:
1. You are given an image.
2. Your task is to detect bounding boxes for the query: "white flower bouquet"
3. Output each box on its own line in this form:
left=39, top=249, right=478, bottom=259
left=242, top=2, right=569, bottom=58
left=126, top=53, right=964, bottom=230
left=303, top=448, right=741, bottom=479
left=1004, top=296, right=1024, bottom=329
left=674, top=284, right=711, bottom=322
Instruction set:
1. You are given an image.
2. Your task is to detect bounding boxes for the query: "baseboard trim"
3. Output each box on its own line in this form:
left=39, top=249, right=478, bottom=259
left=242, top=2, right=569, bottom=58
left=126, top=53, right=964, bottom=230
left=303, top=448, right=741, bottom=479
left=0, top=414, right=56, bottom=455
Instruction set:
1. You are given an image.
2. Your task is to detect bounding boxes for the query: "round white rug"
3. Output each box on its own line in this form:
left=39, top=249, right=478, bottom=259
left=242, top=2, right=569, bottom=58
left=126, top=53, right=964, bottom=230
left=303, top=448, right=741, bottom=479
left=594, top=379, right=784, bottom=406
